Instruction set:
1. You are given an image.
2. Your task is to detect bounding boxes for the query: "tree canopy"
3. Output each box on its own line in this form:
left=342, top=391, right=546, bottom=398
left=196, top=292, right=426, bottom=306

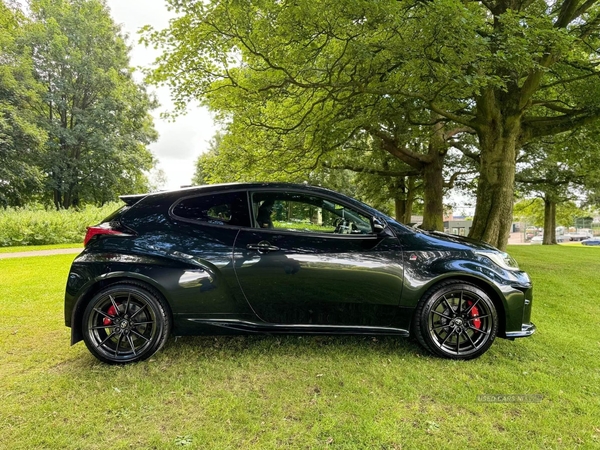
left=0, top=0, right=159, bottom=208
left=0, top=2, right=46, bottom=207
left=146, top=0, right=600, bottom=249
left=516, top=124, right=600, bottom=242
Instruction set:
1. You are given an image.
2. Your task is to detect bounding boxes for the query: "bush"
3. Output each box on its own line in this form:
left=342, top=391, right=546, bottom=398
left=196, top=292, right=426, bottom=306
left=0, top=203, right=122, bottom=247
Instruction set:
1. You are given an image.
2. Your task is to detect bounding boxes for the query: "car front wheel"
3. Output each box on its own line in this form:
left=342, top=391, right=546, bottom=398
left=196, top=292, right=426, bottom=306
left=412, top=281, right=498, bottom=360
left=82, top=283, right=171, bottom=364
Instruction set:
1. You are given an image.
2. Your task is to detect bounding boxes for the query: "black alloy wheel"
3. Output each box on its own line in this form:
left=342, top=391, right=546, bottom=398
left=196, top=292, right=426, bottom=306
left=413, top=281, right=498, bottom=359
left=82, top=283, right=170, bottom=364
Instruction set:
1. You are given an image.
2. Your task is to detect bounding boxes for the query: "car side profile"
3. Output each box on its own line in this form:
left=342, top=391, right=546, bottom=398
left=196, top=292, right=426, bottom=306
left=64, top=183, right=535, bottom=364
left=581, top=237, right=600, bottom=246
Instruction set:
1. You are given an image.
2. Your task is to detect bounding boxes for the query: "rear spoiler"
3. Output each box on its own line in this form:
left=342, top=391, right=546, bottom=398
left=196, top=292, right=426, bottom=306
left=119, top=193, right=148, bottom=206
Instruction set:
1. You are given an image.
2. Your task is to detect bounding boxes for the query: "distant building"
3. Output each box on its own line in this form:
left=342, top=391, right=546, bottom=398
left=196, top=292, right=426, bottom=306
left=444, top=220, right=472, bottom=236
left=409, top=215, right=423, bottom=227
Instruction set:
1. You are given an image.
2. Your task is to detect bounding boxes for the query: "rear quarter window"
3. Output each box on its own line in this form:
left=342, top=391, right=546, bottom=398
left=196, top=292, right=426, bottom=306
left=171, top=191, right=251, bottom=227
left=102, top=205, right=131, bottom=223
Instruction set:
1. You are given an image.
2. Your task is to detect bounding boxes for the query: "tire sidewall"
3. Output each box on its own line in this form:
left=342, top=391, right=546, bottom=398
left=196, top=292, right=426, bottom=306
left=82, top=283, right=170, bottom=364
left=416, top=282, right=498, bottom=360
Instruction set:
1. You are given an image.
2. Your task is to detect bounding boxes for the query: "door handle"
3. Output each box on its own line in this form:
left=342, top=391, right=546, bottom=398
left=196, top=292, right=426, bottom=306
left=247, top=241, right=280, bottom=253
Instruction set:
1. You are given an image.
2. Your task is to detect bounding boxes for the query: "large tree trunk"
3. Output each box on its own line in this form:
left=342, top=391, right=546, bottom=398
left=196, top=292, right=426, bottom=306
left=393, top=176, right=416, bottom=225
left=421, top=156, right=444, bottom=231
left=543, top=196, right=557, bottom=245
left=53, top=188, right=61, bottom=210
left=421, top=122, right=445, bottom=231
left=469, top=144, right=516, bottom=250
left=404, top=176, right=416, bottom=225
left=374, top=118, right=445, bottom=231
left=469, top=109, right=520, bottom=250
left=394, top=196, right=406, bottom=223
left=393, top=177, right=407, bottom=222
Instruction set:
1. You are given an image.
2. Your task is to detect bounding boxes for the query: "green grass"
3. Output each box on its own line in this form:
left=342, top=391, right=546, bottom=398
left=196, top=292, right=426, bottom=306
left=0, top=243, right=83, bottom=253
left=1, top=246, right=599, bottom=449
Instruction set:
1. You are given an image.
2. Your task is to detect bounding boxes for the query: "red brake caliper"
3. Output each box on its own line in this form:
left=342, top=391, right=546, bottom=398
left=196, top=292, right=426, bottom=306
left=466, top=300, right=481, bottom=330
left=103, top=304, right=119, bottom=326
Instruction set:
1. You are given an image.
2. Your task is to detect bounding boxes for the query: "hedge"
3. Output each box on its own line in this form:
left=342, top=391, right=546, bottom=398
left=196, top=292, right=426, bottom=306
left=0, top=203, right=121, bottom=247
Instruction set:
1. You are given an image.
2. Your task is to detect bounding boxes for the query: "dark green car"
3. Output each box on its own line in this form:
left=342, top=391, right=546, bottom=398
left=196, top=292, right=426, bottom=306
left=65, top=183, right=535, bottom=364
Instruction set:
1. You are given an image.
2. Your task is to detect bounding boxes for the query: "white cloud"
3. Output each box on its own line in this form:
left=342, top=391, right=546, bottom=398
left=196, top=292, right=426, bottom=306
left=106, top=0, right=216, bottom=190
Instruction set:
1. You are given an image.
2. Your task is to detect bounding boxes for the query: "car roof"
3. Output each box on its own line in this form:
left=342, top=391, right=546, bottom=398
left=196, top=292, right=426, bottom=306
left=120, top=182, right=350, bottom=206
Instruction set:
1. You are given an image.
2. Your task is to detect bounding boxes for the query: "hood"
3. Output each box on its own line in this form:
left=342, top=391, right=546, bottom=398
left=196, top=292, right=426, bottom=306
left=416, top=229, right=500, bottom=252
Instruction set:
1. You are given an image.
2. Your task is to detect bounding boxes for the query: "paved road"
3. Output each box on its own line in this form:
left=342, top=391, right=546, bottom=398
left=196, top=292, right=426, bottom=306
left=0, top=248, right=82, bottom=259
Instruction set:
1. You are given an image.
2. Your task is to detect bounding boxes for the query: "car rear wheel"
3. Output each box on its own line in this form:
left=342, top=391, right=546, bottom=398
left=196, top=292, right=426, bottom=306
left=82, top=283, right=170, bottom=364
left=412, top=281, right=498, bottom=360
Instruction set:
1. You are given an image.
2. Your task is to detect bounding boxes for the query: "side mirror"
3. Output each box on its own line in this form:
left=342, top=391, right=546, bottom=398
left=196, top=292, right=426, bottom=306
left=372, top=216, right=386, bottom=232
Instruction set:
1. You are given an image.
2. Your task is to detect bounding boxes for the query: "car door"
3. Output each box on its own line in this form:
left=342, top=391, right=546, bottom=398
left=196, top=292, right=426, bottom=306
left=167, top=189, right=255, bottom=320
left=233, top=190, right=404, bottom=326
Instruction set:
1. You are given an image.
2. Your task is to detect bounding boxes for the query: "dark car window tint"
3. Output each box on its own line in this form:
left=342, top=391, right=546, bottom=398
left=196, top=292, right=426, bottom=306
left=172, top=192, right=250, bottom=227
left=252, top=192, right=372, bottom=234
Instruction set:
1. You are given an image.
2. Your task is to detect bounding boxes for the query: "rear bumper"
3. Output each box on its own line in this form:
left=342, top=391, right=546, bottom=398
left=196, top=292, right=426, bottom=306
left=505, top=322, right=536, bottom=339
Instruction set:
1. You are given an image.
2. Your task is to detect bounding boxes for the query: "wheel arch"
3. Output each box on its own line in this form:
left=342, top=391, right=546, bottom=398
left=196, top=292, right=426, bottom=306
left=70, top=272, right=173, bottom=345
left=410, top=274, right=507, bottom=338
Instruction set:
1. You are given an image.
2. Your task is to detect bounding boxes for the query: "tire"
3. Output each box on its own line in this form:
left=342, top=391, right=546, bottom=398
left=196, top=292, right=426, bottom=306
left=412, top=281, right=498, bottom=360
left=82, top=283, right=171, bottom=364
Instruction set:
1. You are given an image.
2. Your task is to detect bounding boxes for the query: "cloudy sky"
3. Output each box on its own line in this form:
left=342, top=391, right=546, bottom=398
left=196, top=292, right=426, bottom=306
left=106, top=0, right=217, bottom=190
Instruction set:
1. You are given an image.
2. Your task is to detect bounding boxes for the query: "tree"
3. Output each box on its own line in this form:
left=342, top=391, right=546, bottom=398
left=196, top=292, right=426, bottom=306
left=24, top=0, right=158, bottom=208
left=514, top=197, right=584, bottom=232
left=193, top=118, right=476, bottom=225
left=193, top=127, right=427, bottom=222
left=516, top=124, right=600, bottom=243
left=151, top=15, right=473, bottom=230
left=146, top=0, right=600, bottom=249
left=148, top=166, right=168, bottom=192
left=0, top=1, right=46, bottom=207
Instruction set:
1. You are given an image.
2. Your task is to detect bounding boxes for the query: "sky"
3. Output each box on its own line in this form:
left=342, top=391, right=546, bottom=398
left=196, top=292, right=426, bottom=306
left=105, top=0, right=217, bottom=190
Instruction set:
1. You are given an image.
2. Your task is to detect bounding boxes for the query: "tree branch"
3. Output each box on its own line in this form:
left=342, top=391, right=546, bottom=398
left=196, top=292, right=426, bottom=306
left=523, top=108, right=600, bottom=138
left=322, top=162, right=420, bottom=178
left=362, top=125, right=428, bottom=169
left=443, top=126, right=476, bottom=140
left=428, top=102, right=476, bottom=129
left=573, top=0, right=599, bottom=20
left=540, top=71, right=600, bottom=89
left=451, top=142, right=481, bottom=163
left=444, top=170, right=477, bottom=189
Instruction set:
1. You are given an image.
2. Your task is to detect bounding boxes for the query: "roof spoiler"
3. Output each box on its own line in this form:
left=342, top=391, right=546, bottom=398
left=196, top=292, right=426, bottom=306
left=119, top=193, right=148, bottom=206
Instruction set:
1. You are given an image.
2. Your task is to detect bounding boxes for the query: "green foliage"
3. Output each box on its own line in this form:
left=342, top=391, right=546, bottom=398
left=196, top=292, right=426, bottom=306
left=146, top=0, right=600, bottom=248
left=192, top=128, right=427, bottom=221
left=1, top=0, right=159, bottom=209
left=0, top=2, right=47, bottom=207
left=513, top=198, right=587, bottom=228
left=0, top=202, right=120, bottom=246
left=515, top=125, right=600, bottom=238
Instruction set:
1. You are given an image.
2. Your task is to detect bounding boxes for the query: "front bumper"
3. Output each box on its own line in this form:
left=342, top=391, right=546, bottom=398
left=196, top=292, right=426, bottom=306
left=505, top=322, right=536, bottom=339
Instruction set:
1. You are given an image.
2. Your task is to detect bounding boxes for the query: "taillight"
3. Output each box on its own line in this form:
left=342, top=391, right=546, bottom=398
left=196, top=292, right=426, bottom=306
left=84, top=223, right=132, bottom=246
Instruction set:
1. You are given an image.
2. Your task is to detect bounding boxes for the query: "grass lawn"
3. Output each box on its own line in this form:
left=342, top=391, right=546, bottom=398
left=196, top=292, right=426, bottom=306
left=0, top=243, right=82, bottom=253
left=1, top=246, right=599, bottom=449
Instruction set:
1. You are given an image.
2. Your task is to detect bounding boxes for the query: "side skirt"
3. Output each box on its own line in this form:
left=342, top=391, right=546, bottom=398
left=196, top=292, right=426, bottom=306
left=186, top=319, right=410, bottom=336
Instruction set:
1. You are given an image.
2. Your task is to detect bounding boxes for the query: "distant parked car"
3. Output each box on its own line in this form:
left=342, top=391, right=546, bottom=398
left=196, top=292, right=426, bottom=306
left=530, top=234, right=567, bottom=244
left=566, top=231, right=594, bottom=241
left=530, top=235, right=543, bottom=245
left=581, top=237, right=600, bottom=246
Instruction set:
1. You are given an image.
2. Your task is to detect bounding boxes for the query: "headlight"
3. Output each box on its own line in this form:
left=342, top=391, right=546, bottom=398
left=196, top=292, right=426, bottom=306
left=475, top=250, right=520, bottom=271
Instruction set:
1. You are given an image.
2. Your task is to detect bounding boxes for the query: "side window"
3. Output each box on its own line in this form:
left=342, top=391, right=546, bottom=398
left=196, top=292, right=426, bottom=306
left=172, top=191, right=250, bottom=227
left=252, top=192, right=372, bottom=235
